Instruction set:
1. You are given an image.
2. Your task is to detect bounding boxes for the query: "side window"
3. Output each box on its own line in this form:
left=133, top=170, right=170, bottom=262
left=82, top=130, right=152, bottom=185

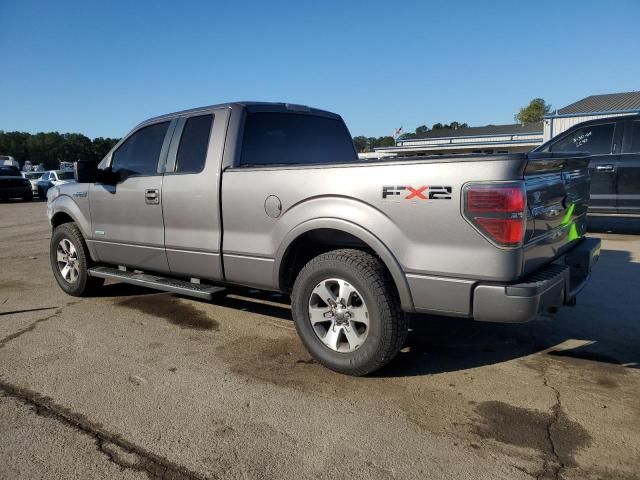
left=629, top=121, right=640, bottom=153
left=111, top=122, right=170, bottom=177
left=550, top=123, right=615, bottom=155
left=175, top=114, right=213, bottom=173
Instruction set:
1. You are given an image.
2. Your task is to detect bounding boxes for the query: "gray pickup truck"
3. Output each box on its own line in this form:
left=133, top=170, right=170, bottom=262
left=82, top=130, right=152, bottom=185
left=47, top=102, right=601, bottom=375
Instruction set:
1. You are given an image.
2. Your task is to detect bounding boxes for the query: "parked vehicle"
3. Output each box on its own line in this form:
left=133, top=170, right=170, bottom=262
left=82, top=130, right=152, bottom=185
left=0, top=155, right=20, bottom=169
left=534, top=114, right=640, bottom=214
left=47, top=102, right=600, bottom=375
left=0, top=165, right=33, bottom=201
left=22, top=171, right=44, bottom=196
left=36, top=170, right=76, bottom=198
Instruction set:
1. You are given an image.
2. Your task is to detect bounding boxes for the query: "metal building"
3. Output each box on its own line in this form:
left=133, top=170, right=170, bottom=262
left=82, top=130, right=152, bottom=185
left=544, top=91, right=640, bottom=141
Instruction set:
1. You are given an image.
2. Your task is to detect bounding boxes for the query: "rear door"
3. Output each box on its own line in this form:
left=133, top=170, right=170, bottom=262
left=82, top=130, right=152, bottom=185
left=618, top=119, right=640, bottom=213
left=88, top=120, right=174, bottom=273
left=161, top=108, right=229, bottom=281
left=548, top=121, right=620, bottom=212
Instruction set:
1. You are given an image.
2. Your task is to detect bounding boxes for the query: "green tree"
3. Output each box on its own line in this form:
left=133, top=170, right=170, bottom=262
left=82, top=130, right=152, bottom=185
left=515, top=98, right=551, bottom=124
left=352, top=136, right=368, bottom=153
left=415, top=125, right=429, bottom=135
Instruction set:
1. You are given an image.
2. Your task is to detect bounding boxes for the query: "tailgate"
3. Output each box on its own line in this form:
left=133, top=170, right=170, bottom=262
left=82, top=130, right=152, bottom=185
left=522, top=151, right=591, bottom=275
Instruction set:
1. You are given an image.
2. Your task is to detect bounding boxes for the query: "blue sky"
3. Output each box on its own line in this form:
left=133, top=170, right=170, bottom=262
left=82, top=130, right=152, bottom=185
left=1, top=0, right=639, bottom=139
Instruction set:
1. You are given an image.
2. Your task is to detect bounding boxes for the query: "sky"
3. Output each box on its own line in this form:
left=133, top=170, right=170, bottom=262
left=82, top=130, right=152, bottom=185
left=1, top=0, right=639, bottom=139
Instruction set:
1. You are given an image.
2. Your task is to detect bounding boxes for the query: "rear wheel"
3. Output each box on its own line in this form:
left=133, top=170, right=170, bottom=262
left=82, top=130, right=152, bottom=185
left=22, top=191, right=33, bottom=202
left=291, top=249, right=408, bottom=376
left=50, top=223, right=104, bottom=296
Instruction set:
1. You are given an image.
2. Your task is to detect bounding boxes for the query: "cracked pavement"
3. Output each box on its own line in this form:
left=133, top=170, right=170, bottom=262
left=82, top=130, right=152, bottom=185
left=0, top=202, right=639, bottom=480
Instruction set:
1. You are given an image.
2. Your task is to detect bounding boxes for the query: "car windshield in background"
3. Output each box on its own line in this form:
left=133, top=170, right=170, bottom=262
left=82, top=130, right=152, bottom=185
left=0, top=166, right=21, bottom=176
left=58, top=171, right=75, bottom=180
left=26, top=172, right=43, bottom=179
left=240, top=113, right=357, bottom=166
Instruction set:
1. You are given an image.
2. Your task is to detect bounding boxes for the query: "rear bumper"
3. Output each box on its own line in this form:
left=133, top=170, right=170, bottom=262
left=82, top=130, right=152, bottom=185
left=472, top=237, right=601, bottom=323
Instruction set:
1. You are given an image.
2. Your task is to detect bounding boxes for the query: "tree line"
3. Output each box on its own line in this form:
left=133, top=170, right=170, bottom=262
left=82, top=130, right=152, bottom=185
left=353, top=98, right=550, bottom=153
left=353, top=121, right=469, bottom=153
left=0, top=131, right=120, bottom=170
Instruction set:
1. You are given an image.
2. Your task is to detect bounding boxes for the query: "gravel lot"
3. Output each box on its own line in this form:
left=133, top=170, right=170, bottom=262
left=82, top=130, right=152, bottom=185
left=0, top=201, right=639, bottom=480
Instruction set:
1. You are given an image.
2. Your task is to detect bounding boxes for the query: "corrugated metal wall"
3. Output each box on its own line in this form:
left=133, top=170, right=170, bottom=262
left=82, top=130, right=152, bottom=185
left=544, top=112, right=637, bottom=141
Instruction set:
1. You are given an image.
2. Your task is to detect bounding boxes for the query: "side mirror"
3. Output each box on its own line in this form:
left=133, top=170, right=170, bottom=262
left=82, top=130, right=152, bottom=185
left=75, top=160, right=98, bottom=183
left=75, top=161, right=119, bottom=184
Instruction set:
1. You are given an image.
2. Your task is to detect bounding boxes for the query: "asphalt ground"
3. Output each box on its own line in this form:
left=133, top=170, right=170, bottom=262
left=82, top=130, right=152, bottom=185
left=0, top=201, right=639, bottom=480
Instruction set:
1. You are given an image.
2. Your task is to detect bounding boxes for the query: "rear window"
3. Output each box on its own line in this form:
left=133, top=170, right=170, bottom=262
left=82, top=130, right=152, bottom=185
left=58, top=171, right=75, bottom=180
left=240, top=113, right=357, bottom=167
left=549, top=123, right=615, bottom=155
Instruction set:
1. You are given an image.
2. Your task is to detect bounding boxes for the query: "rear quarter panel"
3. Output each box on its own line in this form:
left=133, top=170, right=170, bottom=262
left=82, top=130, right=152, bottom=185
left=221, top=156, right=528, bottom=291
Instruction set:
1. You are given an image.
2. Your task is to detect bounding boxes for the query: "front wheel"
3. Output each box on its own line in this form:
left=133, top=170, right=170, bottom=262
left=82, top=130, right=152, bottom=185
left=50, top=223, right=104, bottom=296
left=291, top=249, right=408, bottom=376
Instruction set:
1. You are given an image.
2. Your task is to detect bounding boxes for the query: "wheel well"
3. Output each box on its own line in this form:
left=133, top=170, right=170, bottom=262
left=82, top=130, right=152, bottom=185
left=279, top=228, right=394, bottom=294
left=51, top=212, right=75, bottom=229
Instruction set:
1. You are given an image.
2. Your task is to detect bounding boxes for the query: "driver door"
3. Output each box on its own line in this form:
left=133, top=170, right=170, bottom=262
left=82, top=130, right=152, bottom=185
left=88, top=120, right=175, bottom=273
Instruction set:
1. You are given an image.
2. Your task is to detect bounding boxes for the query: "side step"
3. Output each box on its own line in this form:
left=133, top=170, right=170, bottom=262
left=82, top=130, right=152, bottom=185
left=88, top=266, right=226, bottom=300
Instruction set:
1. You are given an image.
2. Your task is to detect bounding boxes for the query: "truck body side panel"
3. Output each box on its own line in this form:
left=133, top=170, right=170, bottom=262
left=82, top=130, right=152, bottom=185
left=161, top=107, right=229, bottom=281
left=220, top=157, right=529, bottom=298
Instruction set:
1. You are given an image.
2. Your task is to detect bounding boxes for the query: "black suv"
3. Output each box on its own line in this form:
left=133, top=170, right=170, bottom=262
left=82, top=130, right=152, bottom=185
left=535, top=114, right=640, bottom=214
left=0, top=165, right=33, bottom=202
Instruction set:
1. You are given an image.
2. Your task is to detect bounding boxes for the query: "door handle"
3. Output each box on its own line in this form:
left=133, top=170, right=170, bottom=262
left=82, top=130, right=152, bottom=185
left=145, top=189, right=159, bottom=204
left=595, top=165, right=615, bottom=172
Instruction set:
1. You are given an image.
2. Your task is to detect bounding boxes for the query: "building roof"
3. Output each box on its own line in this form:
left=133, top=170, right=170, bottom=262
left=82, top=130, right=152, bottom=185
left=556, top=91, right=640, bottom=115
left=405, top=121, right=543, bottom=141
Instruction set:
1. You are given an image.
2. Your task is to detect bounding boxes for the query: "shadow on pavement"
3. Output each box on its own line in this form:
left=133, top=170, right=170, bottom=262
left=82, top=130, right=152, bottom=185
left=379, top=247, right=640, bottom=377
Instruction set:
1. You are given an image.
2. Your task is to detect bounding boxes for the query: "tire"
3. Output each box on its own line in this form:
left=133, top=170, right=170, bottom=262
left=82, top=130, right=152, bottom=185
left=50, top=222, right=104, bottom=296
left=22, top=191, right=33, bottom=202
left=291, top=249, right=408, bottom=376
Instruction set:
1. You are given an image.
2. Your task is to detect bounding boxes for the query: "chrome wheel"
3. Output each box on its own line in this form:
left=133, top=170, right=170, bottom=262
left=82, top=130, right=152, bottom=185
left=56, top=238, right=80, bottom=283
left=308, top=278, right=370, bottom=353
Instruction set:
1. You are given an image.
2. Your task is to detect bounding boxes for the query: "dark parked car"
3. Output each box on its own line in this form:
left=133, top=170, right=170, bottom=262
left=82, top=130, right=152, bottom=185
left=36, top=170, right=76, bottom=198
left=534, top=114, right=640, bottom=214
left=0, top=165, right=33, bottom=201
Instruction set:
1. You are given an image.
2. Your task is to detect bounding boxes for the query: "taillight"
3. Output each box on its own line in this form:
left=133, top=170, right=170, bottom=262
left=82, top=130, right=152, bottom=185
left=463, top=183, right=526, bottom=247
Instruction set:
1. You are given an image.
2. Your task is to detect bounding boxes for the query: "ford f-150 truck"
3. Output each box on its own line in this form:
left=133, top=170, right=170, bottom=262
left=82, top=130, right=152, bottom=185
left=47, top=102, right=601, bottom=375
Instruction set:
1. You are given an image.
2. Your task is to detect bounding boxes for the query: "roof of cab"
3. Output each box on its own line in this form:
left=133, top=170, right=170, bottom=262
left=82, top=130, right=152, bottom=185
left=137, top=101, right=340, bottom=129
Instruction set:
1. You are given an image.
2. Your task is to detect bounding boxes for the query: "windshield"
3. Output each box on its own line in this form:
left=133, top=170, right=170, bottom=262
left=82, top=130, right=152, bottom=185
left=58, top=171, right=75, bottom=180
left=0, top=166, right=21, bottom=176
left=26, top=172, right=43, bottom=179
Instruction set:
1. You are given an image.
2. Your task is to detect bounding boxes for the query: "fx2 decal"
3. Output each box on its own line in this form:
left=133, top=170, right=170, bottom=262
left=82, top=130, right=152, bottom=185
left=382, top=185, right=452, bottom=201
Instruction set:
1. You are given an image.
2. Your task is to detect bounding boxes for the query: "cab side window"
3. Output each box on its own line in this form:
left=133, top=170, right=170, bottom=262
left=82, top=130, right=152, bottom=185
left=550, top=123, right=615, bottom=154
left=629, top=121, right=640, bottom=153
left=111, top=122, right=170, bottom=177
left=175, top=114, right=213, bottom=173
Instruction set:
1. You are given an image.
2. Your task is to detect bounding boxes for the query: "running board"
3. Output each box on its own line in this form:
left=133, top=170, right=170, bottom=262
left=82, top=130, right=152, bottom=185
left=88, top=266, right=226, bottom=300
